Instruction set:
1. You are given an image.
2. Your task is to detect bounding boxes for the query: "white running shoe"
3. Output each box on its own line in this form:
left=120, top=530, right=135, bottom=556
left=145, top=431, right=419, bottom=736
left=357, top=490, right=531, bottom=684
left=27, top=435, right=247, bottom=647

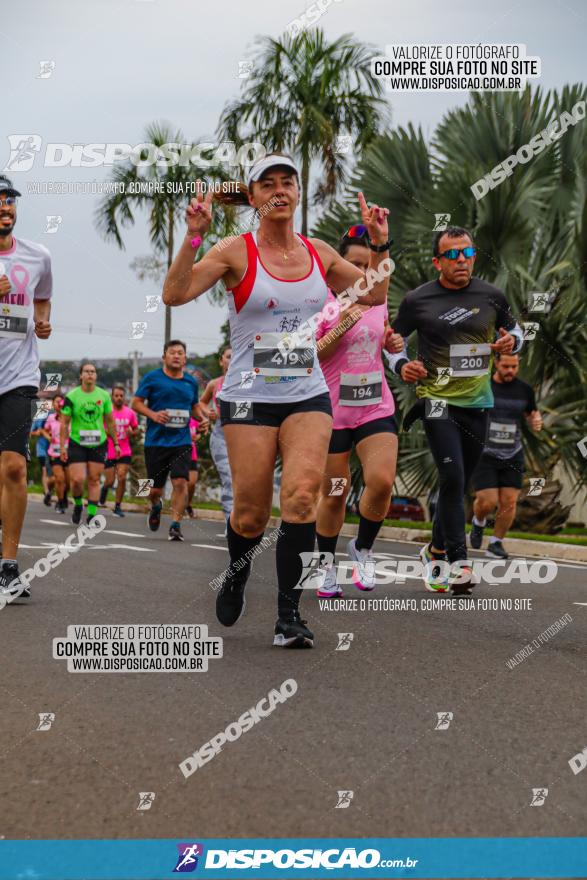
left=316, top=564, right=343, bottom=598
left=448, top=561, right=478, bottom=596
left=347, top=538, right=376, bottom=591
left=419, top=544, right=449, bottom=592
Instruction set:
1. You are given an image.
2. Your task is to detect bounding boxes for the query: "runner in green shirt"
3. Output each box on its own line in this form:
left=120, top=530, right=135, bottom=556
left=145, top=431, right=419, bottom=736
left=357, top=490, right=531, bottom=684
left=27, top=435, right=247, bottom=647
left=60, top=362, right=119, bottom=525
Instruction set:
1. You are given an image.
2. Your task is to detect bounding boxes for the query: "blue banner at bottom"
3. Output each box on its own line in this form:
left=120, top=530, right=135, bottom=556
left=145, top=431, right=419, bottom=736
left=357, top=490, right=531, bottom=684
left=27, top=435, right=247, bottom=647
left=1, top=838, right=586, bottom=879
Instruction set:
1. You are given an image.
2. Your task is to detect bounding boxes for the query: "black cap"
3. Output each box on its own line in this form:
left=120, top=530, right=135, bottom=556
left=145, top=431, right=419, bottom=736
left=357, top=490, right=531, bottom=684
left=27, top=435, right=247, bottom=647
left=0, top=175, right=21, bottom=198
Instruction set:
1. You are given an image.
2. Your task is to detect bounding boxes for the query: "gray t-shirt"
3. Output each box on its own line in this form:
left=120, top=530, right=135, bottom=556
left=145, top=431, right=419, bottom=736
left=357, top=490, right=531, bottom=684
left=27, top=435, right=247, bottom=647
left=0, top=236, right=53, bottom=396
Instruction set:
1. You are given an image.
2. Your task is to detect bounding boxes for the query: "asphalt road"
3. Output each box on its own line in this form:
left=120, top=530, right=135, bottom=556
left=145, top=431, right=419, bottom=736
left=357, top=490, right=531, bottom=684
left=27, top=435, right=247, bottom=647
left=2, top=498, right=586, bottom=845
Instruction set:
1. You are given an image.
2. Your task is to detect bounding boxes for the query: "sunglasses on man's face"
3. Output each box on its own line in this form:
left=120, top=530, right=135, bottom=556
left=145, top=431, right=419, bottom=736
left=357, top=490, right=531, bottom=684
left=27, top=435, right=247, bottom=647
left=0, top=196, right=17, bottom=207
left=438, top=246, right=476, bottom=260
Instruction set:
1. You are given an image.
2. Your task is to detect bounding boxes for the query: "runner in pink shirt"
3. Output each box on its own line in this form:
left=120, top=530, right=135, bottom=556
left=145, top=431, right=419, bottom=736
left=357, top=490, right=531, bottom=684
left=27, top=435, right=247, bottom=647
left=99, top=385, right=139, bottom=517
left=42, top=397, right=69, bottom=513
left=315, top=225, right=398, bottom=595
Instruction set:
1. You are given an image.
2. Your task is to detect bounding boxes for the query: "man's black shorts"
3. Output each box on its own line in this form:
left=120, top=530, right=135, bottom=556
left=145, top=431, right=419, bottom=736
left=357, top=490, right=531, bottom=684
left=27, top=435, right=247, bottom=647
left=328, top=415, right=398, bottom=455
left=219, top=392, right=332, bottom=428
left=104, top=455, right=132, bottom=469
left=144, top=445, right=192, bottom=488
left=472, top=451, right=524, bottom=491
left=67, top=439, right=108, bottom=465
left=0, top=385, right=38, bottom=458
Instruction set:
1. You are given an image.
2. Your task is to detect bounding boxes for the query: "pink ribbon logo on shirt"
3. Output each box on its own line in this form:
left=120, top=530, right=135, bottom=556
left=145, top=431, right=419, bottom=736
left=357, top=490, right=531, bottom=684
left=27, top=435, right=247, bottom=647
left=9, top=264, right=30, bottom=305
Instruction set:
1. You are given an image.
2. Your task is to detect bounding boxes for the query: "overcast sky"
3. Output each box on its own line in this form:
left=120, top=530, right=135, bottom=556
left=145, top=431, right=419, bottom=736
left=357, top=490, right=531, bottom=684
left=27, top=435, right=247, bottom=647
left=3, top=0, right=584, bottom=361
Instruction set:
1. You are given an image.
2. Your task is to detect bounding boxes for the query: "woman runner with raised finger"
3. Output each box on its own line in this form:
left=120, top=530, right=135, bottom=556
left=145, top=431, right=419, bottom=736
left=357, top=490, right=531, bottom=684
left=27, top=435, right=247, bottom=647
left=163, top=154, right=391, bottom=648
left=315, top=224, right=398, bottom=596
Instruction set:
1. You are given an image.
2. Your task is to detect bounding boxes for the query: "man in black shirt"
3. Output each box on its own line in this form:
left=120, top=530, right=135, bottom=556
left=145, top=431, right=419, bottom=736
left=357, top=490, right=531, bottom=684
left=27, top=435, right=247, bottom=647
left=470, top=353, right=542, bottom=559
left=387, top=226, right=523, bottom=594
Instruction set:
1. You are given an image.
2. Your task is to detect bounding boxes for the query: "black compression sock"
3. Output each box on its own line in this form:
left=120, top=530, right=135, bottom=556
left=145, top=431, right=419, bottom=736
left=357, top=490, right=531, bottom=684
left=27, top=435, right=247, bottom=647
left=276, top=520, right=316, bottom=618
left=316, top=531, right=339, bottom=562
left=99, top=485, right=108, bottom=505
left=355, top=515, right=384, bottom=552
left=226, top=517, right=264, bottom=574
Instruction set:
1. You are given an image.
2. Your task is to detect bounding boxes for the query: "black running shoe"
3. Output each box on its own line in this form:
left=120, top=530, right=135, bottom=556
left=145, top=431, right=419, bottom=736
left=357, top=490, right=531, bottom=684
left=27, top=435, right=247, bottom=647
left=43, top=491, right=52, bottom=507
left=168, top=523, right=184, bottom=541
left=469, top=521, right=484, bottom=550
left=87, top=513, right=95, bottom=525
left=0, top=563, right=30, bottom=600
left=113, top=504, right=125, bottom=518
left=215, top=568, right=250, bottom=627
left=486, top=540, right=508, bottom=559
left=148, top=504, right=162, bottom=532
left=72, top=504, right=83, bottom=526
left=273, top=612, right=314, bottom=648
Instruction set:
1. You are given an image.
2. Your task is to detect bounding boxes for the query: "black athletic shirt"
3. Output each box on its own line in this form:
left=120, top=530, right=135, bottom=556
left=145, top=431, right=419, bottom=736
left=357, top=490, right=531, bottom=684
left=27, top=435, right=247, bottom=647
left=391, top=277, right=519, bottom=407
left=484, top=376, right=537, bottom=460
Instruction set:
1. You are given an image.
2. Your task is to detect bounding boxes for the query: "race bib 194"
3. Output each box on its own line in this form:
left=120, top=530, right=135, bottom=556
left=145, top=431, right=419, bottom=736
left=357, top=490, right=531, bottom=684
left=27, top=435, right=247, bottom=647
left=448, top=343, right=491, bottom=377
left=339, top=371, right=383, bottom=406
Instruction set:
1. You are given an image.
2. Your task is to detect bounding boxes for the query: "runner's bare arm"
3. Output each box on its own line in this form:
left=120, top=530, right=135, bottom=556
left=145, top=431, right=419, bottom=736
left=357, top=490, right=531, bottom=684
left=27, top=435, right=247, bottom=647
left=312, top=238, right=390, bottom=307
left=104, top=412, right=120, bottom=451
left=162, top=236, right=240, bottom=306
left=33, top=299, right=51, bottom=339
left=60, top=414, right=70, bottom=461
left=131, top=396, right=169, bottom=424
left=199, top=380, right=215, bottom=406
left=525, top=410, right=543, bottom=431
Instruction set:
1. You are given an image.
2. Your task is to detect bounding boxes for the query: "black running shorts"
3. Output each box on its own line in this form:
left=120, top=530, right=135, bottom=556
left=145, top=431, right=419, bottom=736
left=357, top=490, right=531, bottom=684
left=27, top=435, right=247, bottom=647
left=67, top=439, right=108, bottom=465
left=0, top=385, right=38, bottom=458
left=328, top=415, right=398, bottom=455
left=104, top=455, right=132, bottom=469
left=144, top=445, right=192, bottom=488
left=472, top=451, right=524, bottom=491
left=219, top=392, right=332, bottom=428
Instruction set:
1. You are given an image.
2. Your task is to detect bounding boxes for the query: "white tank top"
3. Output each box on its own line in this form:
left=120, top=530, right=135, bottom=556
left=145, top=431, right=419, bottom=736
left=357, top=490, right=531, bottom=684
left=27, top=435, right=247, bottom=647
left=218, top=231, right=330, bottom=403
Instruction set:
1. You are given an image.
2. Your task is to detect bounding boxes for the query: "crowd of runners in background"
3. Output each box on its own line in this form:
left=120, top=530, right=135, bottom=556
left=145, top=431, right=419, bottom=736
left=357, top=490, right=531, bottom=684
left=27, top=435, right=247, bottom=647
left=0, top=159, right=544, bottom=649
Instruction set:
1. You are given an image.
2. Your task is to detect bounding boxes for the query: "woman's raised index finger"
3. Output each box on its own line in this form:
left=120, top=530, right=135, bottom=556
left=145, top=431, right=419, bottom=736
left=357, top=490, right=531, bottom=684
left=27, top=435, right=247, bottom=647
left=357, top=191, right=370, bottom=219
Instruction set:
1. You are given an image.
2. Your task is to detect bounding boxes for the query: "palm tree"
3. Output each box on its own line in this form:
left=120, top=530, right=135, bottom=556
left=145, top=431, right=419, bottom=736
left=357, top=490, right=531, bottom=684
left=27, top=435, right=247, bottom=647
left=217, top=30, right=389, bottom=235
left=313, top=84, right=587, bottom=528
left=95, top=121, right=235, bottom=342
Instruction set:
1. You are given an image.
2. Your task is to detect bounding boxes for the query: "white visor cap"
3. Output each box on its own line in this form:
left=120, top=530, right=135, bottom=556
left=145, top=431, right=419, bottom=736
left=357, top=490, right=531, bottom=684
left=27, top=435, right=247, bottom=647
left=247, top=154, right=299, bottom=187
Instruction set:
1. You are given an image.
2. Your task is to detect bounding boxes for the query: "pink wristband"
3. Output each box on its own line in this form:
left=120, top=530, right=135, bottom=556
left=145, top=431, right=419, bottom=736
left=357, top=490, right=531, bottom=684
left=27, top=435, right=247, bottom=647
left=190, top=235, right=202, bottom=249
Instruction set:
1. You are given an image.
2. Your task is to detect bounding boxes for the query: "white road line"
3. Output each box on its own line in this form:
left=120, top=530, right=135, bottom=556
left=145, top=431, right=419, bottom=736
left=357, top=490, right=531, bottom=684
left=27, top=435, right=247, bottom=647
left=37, top=541, right=155, bottom=553
left=102, top=529, right=145, bottom=538
left=37, top=518, right=145, bottom=538
left=191, top=543, right=229, bottom=551
left=86, top=544, right=155, bottom=552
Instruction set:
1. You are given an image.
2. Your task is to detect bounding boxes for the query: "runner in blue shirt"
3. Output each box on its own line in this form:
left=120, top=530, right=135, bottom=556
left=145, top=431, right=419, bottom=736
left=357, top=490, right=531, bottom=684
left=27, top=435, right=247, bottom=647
left=132, top=340, right=206, bottom=541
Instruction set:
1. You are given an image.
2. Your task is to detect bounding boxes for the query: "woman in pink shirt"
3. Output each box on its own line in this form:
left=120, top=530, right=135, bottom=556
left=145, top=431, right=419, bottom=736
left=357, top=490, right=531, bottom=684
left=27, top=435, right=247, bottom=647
left=186, top=417, right=203, bottom=518
left=315, top=225, right=398, bottom=595
left=42, top=397, right=69, bottom=513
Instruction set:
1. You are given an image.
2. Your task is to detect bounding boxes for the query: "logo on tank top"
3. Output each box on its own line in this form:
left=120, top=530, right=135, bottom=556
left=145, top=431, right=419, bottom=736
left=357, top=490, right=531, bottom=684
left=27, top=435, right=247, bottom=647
left=264, top=297, right=279, bottom=309
left=346, top=326, right=379, bottom=364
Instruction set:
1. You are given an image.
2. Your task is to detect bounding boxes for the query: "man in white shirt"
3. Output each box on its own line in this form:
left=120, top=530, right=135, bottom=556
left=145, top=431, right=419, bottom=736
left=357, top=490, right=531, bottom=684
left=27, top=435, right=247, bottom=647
left=0, top=175, right=53, bottom=600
